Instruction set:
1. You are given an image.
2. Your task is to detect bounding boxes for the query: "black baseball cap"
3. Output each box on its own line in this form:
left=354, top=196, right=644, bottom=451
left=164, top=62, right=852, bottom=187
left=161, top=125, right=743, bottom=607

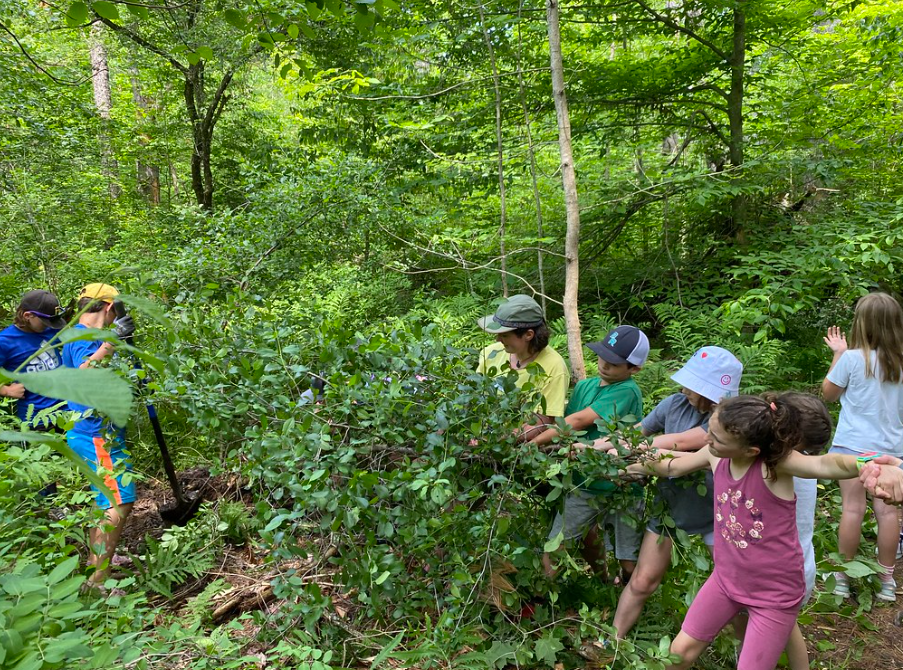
left=586, top=325, right=650, bottom=366
left=18, top=290, right=67, bottom=330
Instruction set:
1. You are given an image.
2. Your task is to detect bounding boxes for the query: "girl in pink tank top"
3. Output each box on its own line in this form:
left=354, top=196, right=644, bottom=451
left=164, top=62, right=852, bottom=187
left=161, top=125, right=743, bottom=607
left=627, top=395, right=865, bottom=670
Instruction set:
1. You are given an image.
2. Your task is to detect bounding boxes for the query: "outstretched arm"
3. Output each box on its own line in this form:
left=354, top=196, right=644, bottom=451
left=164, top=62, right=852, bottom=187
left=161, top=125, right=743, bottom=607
left=626, top=445, right=715, bottom=478
left=643, top=426, right=709, bottom=452
left=777, top=450, right=859, bottom=480
left=530, top=406, right=600, bottom=447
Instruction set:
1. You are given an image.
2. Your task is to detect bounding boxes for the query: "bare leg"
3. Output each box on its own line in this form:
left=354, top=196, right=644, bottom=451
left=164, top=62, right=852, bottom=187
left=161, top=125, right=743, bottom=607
left=582, top=524, right=609, bottom=578
left=785, top=623, right=809, bottom=670
left=88, top=503, right=133, bottom=584
left=667, top=631, right=709, bottom=670
left=837, top=478, right=867, bottom=559
left=542, top=552, right=557, bottom=579
left=612, top=531, right=673, bottom=638
left=874, top=496, right=903, bottom=568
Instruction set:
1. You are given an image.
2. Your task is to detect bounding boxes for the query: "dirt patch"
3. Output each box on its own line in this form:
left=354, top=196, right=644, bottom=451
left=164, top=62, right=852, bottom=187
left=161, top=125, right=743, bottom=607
left=119, top=467, right=250, bottom=554
left=800, top=562, right=903, bottom=669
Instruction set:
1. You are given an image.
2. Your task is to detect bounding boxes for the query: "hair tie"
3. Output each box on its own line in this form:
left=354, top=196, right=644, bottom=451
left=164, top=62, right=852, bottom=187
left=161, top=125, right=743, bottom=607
left=769, top=401, right=777, bottom=412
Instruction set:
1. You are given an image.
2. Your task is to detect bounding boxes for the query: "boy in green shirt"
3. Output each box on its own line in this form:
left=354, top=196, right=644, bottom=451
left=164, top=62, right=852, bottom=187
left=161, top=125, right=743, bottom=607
left=531, top=326, right=648, bottom=580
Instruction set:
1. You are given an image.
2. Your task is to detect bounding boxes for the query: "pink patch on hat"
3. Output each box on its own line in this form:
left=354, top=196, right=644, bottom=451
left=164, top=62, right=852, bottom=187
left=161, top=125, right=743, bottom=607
left=701, top=352, right=708, bottom=359
left=721, top=375, right=731, bottom=385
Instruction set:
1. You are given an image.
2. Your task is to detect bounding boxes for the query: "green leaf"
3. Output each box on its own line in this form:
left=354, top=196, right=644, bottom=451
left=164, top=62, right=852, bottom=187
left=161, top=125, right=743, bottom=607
left=47, top=556, right=79, bottom=585
left=65, top=2, right=89, bottom=26
left=373, top=570, right=390, bottom=585
left=353, top=9, right=374, bottom=31
left=286, top=23, right=299, bottom=39
left=369, top=630, right=403, bottom=668
left=534, top=633, right=564, bottom=666
left=224, top=9, right=245, bottom=28
left=126, top=4, right=149, bottom=19
left=17, top=367, right=132, bottom=426
left=92, top=1, right=120, bottom=21
left=839, top=560, right=873, bottom=579
left=186, top=52, right=200, bottom=65
left=306, top=1, right=321, bottom=20
left=485, top=641, right=517, bottom=669
left=543, top=531, right=563, bottom=553
left=196, top=46, right=214, bottom=60
left=300, top=23, right=316, bottom=40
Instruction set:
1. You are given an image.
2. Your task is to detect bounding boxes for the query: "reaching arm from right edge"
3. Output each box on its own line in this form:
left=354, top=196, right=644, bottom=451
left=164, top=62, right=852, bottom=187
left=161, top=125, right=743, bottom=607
left=860, top=455, right=903, bottom=505
left=626, top=445, right=715, bottom=478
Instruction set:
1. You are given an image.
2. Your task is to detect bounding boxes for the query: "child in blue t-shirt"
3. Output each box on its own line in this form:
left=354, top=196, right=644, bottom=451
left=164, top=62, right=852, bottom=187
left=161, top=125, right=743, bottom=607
left=62, top=283, right=136, bottom=587
left=0, top=290, right=67, bottom=427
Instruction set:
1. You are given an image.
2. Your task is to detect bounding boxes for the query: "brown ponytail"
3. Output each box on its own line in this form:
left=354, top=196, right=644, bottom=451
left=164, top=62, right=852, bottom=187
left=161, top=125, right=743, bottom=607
left=716, top=395, right=802, bottom=480
left=763, top=392, right=832, bottom=455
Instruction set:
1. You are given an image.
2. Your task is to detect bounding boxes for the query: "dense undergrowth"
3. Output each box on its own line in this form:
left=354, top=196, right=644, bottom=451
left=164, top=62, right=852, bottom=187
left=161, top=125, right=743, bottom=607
left=0, top=265, right=896, bottom=669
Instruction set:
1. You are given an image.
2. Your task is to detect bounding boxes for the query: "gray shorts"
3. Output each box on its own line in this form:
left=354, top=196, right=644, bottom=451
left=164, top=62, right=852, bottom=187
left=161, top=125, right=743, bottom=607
left=548, top=489, right=644, bottom=561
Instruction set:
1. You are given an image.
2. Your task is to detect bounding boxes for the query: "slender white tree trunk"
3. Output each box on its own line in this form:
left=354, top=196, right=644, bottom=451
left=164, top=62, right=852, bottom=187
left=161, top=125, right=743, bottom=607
left=546, top=0, right=585, bottom=380
left=89, top=23, right=120, bottom=199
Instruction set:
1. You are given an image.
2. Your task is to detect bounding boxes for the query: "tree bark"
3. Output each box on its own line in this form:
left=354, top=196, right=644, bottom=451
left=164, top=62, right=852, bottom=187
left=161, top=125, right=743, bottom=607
left=184, top=62, right=233, bottom=211
left=129, top=67, right=161, bottom=204
left=546, top=0, right=585, bottom=380
left=92, top=11, right=237, bottom=212
left=89, top=23, right=120, bottom=199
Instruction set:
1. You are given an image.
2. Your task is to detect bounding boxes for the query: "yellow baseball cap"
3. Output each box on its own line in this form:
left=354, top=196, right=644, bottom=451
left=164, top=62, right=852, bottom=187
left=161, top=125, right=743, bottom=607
left=79, top=283, right=120, bottom=303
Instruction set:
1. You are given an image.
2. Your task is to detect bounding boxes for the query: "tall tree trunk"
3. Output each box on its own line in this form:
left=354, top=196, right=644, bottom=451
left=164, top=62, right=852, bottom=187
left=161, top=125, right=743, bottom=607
left=478, top=2, right=508, bottom=297
left=184, top=62, right=232, bottom=211
left=130, top=67, right=161, bottom=204
left=89, top=23, right=120, bottom=199
left=727, top=3, right=746, bottom=237
left=546, top=0, right=585, bottom=380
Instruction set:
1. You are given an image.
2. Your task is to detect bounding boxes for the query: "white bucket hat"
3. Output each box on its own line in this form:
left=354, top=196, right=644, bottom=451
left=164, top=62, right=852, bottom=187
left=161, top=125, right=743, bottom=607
left=671, top=346, right=742, bottom=403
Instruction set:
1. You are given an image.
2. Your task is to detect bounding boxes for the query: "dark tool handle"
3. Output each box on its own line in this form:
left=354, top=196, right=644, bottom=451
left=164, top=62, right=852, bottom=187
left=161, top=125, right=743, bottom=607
left=145, top=400, right=187, bottom=505
left=114, top=302, right=188, bottom=506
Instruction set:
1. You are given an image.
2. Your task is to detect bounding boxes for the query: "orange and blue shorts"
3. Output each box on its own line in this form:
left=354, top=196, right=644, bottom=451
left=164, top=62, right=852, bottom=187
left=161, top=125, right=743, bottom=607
left=66, top=431, right=136, bottom=509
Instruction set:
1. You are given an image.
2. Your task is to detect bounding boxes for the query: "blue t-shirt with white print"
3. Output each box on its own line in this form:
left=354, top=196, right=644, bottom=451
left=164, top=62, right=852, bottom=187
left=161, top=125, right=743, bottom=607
left=62, top=324, right=124, bottom=438
left=0, top=324, right=64, bottom=422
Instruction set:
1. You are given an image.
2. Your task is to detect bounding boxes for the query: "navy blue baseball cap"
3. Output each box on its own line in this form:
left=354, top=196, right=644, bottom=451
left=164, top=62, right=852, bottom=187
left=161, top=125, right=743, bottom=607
left=586, top=326, right=649, bottom=366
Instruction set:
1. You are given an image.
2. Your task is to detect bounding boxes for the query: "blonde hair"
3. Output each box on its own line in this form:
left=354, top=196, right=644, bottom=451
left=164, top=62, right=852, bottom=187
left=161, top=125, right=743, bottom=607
left=849, top=293, right=903, bottom=383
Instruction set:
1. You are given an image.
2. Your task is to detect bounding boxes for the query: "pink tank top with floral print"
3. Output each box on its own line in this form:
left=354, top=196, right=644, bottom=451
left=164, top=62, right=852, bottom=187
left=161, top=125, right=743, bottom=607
left=712, top=457, right=805, bottom=609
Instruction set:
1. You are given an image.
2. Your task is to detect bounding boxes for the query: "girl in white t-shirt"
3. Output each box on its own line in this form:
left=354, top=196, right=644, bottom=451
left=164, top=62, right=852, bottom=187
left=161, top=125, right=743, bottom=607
left=823, top=292, right=903, bottom=602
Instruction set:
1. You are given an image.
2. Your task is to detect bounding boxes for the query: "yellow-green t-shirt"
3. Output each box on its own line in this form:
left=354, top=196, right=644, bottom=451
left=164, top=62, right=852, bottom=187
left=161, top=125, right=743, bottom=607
left=476, top=342, right=569, bottom=417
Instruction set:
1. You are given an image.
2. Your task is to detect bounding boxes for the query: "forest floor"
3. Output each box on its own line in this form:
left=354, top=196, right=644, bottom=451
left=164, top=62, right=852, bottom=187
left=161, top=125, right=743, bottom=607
left=119, top=470, right=903, bottom=670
